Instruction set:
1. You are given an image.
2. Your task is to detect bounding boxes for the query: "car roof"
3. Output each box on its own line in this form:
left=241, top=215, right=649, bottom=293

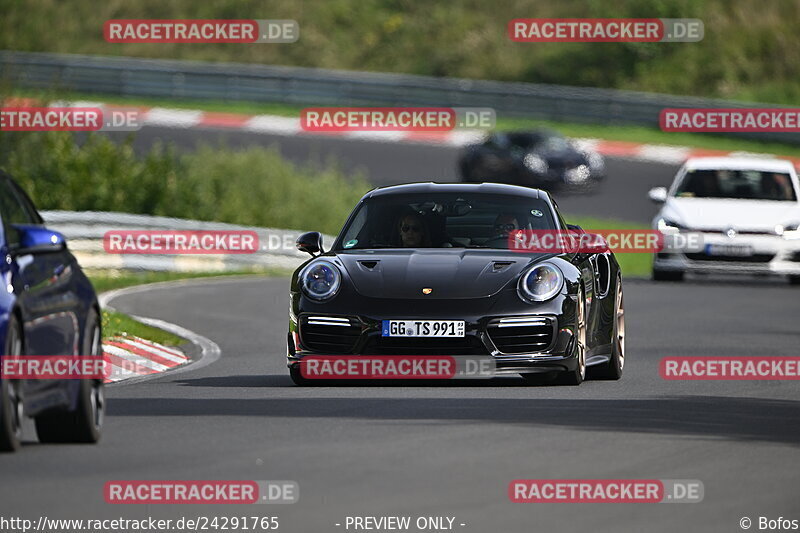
left=683, top=157, right=796, bottom=173
left=363, top=182, right=545, bottom=200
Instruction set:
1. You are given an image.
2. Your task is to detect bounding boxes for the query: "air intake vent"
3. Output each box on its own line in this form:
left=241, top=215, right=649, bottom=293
left=492, top=261, right=514, bottom=272
left=300, top=316, right=361, bottom=353
left=487, top=317, right=554, bottom=354
left=358, top=260, right=380, bottom=270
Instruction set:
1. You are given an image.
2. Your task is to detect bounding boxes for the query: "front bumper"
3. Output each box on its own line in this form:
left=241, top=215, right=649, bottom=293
left=653, top=232, right=800, bottom=276
left=287, top=312, right=580, bottom=374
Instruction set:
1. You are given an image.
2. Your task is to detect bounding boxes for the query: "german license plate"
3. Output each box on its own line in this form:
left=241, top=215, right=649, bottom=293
left=705, top=243, right=754, bottom=257
left=381, top=320, right=465, bottom=337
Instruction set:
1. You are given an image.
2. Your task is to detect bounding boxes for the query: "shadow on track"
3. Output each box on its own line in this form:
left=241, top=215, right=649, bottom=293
left=107, top=393, right=800, bottom=446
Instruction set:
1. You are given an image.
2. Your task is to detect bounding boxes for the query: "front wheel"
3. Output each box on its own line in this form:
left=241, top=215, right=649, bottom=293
left=289, top=365, right=312, bottom=386
left=593, top=275, right=625, bottom=380
left=0, top=315, right=24, bottom=453
left=35, top=308, right=104, bottom=444
left=557, top=286, right=586, bottom=386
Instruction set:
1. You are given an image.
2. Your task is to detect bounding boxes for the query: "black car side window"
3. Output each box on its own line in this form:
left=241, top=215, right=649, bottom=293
left=0, top=177, right=36, bottom=248
left=9, top=180, right=43, bottom=224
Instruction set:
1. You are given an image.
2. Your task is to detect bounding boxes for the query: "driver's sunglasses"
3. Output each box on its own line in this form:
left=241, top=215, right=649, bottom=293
left=494, top=223, right=517, bottom=232
left=401, top=225, right=422, bottom=233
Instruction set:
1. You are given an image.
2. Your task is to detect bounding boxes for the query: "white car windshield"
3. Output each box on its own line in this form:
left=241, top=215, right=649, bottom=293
left=675, top=169, right=797, bottom=201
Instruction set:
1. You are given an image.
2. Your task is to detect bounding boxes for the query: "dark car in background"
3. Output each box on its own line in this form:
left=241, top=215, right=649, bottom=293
left=0, top=170, right=103, bottom=452
left=459, top=130, right=606, bottom=190
left=287, top=182, right=625, bottom=386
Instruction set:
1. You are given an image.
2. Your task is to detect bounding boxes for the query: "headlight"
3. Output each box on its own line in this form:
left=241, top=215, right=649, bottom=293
left=780, top=223, right=800, bottom=239
left=657, top=218, right=685, bottom=232
left=523, top=154, right=548, bottom=174
left=518, top=262, right=564, bottom=302
left=584, top=151, right=605, bottom=172
left=300, top=260, right=341, bottom=301
left=565, top=164, right=591, bottom=184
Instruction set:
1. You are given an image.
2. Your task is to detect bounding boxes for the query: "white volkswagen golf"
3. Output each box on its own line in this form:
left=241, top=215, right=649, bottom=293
left=649, top=157, right=800, bottom=283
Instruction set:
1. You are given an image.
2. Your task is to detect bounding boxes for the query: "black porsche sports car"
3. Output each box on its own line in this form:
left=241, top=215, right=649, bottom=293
left=459, top=130, right=605, bottom=190
left=287, top=182, right=624, bottom=386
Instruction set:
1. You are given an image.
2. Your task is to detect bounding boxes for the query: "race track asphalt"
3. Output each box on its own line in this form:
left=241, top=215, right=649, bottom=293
left=2, top=125, right=798, bottom=532
left=2, top=275, right=799, bottom=532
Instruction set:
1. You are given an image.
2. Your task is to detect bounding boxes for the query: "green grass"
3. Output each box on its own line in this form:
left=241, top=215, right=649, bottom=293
left=567, top=215, right=653, bottom=279
left=86, top=268, right=292, bottom=294
left=12, top=87, right=800, bottom=159
left=6, top=88, right=305, bottom=118
left=89, top=269, right=293, bottom=344
left=101, top=309, right=186, bottom=346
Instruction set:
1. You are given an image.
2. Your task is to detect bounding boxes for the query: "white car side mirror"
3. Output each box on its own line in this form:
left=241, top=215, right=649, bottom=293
left=648, top=187, right=668, bottom=203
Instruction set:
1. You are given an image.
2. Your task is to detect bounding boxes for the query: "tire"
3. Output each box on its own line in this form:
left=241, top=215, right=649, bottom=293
left=557, top=286, right=587, bottom=386
left=789, top=275, right=800, bottom=285
left=289, top=365, right=312, bottom=386
left=521, top=372, right=558, bottom=385
left=35, top=308, right=104, bottom=444
left=0, top=315, right=24, bottom=453
left=593, top=275, right=625, bottom=380
left=652, top=267, right=684, bottom=282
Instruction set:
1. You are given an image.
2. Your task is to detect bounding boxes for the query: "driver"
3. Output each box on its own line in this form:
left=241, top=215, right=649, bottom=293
left=494, top=214, right=520, bottom=237
left=482, top=213, right=520, bottom=248
left=396, top=212, right=432, bottom=248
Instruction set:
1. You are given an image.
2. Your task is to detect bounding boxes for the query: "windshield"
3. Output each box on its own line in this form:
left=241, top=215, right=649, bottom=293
left=335, top=192, right=557, bottom=250
left=675, top=169, right=797, bottom=201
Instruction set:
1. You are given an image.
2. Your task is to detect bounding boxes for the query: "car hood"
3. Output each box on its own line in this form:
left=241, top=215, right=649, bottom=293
left=336, top=250, right=543, bottom=299
left=532, top=146, right=584, bottom=165
left=662, top=197, right=800, bottom=231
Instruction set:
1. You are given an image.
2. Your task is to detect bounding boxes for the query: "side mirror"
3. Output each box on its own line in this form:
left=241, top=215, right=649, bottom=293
left=12, top=224, right=66, bottom=254
left=648, top=187, right=668, bottom=204
left=582, top=233, right=609, bottom=254
left=566, top=223, right=583, bottom=233
left=296, top=231, right=323, bottom=257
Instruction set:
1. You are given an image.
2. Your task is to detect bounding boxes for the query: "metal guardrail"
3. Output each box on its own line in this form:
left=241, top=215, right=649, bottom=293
left=41, top=210, right=334, bottom=272
left=2, top=50, right=798, bottom=145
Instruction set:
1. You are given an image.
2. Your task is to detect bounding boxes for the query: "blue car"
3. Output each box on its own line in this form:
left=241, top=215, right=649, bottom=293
left=0, top=170, right=103, bottom=452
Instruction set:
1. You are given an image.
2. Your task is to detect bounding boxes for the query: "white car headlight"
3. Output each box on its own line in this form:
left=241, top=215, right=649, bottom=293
left=657, top=218, right=685, bottom=232
left=523, top=154, right=548, bottom=174
left=780, top=223, right=800, bottom=239
left=518, top=263, right=564, bottom=302
left=300, top=260, right=342, bottom=301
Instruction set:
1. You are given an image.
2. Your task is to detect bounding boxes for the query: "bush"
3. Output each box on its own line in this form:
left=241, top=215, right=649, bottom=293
left=0, top=132, right=370, bottom=235
left=1, top=0, right=799, bottom=103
